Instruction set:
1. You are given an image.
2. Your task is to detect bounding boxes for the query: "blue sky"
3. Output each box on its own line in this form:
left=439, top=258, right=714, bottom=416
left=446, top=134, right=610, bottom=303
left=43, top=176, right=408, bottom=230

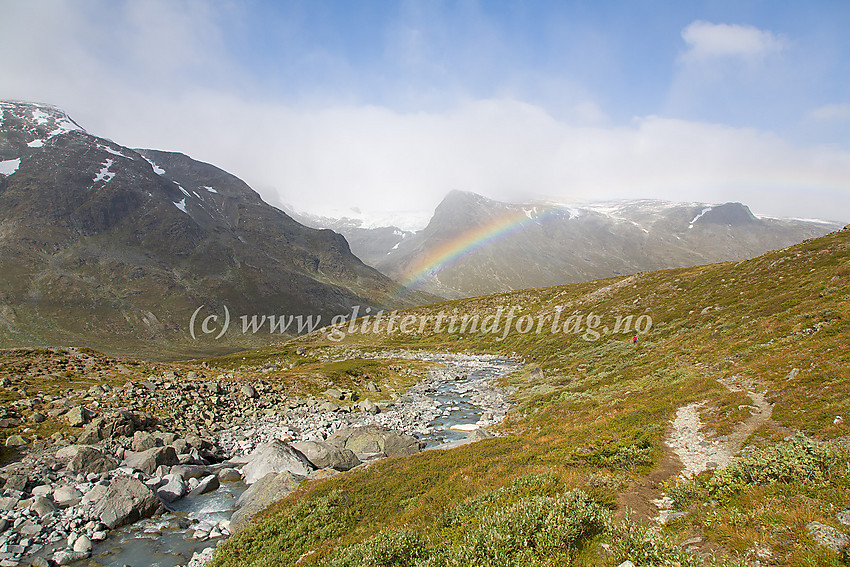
left=2, top=0, right=849, bottom=221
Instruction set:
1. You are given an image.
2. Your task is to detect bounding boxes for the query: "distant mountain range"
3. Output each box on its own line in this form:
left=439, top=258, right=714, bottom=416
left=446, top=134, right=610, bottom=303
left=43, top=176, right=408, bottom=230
left=294, top=190, right=843, bottom=298
left=0, top=101, right=430, bottom=358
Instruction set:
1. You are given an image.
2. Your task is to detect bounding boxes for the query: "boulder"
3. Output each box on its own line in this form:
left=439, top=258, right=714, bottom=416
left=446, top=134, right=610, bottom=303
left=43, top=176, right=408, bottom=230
left=53, top=550, right=90, bottom=565
left=65, top=406, right=92, bottom=427
left=62, top=446, right=119, bottom=474
left=31, top=496, right=57, bottom=517
left=358, top=399, right=380, bottom=414
left=327, top=426, right=424, bottom=460
left=324, top=388, right=344, bottom=400
left=466, top=428, right=496, bottom=442
left=156, top=474, right=187, bottom=503
left=240, top=384, right=258, bottom=399
left=122, top=446, right=179, bottom=475
left=4, top=434, right=29, bottom=447
left=229, top=472, right=300, bottom=534
left=218, top=468, right=242, bottom=482
left=241, top=440, right=315, bottom=485
left=188, top=474, right=220, bottom=497
left=91, top=476, right=162, bottom=529
left=132, top=430, right=158, bottom=452
left=53, top=486, right=83, bottom=507
left=76, top=422, right=102, bottom=444
left=72, top=534, right=93, bottom=553
left=292, top=441, right=361, bottom=471
left=170, top=464, right=210, bottom=480
left=807, top=521, right=850, bottom=552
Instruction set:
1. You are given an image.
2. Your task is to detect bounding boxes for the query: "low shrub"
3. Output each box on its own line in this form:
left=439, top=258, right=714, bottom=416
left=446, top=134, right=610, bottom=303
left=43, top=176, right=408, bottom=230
left=321, top=475, right=610, bottom=567
left=669, top=436, right=850, bottom=507
left=610, top=519, right=702, bottom=567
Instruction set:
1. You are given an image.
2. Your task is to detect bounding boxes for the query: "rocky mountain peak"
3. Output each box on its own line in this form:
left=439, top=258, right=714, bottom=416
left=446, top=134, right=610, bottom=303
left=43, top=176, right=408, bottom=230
left=691, top=202, right=760, bottom=227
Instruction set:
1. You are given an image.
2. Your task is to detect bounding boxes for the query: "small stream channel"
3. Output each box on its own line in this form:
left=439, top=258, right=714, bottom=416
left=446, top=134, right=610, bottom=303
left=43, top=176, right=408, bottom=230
left=80, top=354, right=518, bottom=567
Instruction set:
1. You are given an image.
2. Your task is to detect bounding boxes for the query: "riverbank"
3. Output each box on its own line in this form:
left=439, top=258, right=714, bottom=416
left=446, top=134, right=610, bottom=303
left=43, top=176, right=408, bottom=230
left=0, top=350, right=518, bottom=567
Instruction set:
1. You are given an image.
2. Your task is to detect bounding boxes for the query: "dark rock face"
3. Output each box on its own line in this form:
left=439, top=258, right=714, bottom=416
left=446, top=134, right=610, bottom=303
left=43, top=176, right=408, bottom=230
left=0, top=101, right=422, bottom=357
left=693, top=202, right=759, bottom=226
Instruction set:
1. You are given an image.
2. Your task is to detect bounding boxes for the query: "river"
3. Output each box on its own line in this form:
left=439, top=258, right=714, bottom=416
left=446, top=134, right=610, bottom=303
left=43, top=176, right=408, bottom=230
left=79, top=354, right=518, bottom=567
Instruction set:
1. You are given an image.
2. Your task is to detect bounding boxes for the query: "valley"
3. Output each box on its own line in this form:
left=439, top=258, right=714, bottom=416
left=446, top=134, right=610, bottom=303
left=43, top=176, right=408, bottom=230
left=0, top=225, right=847, bottom=566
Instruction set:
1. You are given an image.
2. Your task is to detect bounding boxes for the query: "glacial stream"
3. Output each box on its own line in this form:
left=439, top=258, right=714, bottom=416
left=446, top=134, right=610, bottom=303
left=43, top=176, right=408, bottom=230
left=78, top=354, right=518, bottom=567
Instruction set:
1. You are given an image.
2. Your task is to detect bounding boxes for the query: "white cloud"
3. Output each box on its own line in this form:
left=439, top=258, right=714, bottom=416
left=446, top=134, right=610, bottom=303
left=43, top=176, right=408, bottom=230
left=105, top=96, right=849, bottom=222
left=1, top=3, right=847, bottom=224
left=808, top=103, right=850, bottom=122
left=681, top=21, right=785, bottom=62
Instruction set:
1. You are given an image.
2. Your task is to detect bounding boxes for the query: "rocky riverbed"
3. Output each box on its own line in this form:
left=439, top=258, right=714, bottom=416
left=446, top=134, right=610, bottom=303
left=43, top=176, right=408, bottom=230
left=0, top=351, right=518, bottom=567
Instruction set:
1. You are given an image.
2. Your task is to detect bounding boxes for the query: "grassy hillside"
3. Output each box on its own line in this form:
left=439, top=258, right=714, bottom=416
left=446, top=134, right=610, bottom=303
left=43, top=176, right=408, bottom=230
left=212, top=226, right=847, bottom=565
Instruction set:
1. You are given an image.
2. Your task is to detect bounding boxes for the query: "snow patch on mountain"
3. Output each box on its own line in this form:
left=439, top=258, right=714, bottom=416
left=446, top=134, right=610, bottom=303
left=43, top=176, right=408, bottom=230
left=27, top=139, right=44, bottom=148
left=92, top=159, right=116, bottom=183
left=31, top=109, right=50, bottom=125
left=173, top=198, right=188, bottom=214
left=202, top=186, right=218, bottom=194
left=97, top=143, right=132, bottom=159
left=0, top=158, right=21, bottom=177
left=689, top=207, right=713, bottom=229
left=143, top=156, right=166, bottom=175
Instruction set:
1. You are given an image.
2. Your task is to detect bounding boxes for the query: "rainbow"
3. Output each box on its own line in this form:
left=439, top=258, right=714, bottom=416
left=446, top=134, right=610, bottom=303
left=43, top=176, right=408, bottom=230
left=396, top=205, right=568, bottom=294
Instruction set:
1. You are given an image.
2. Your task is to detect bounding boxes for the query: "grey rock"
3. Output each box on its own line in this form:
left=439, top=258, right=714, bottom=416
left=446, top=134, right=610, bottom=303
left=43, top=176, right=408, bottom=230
left=91, top=476, right=162, bottom=529
left=324, top=388, right=343, bottom=400
left=292, top=440, right=361, bottom=471
left=366, top=381, right=381, bottom=392
left=4, top=434, right=28, bottom=447
left=230, top=472, right=301, bottom=534
left=63, top=446, right=118, bottom=475
left=466, top=428, right=496, bottom=442
left=72, top=534, right=92, bottom=553
left=80, top=484, right=108, bottom=505
left=242, top=440, right=315, bottom=484
left=52, top=486, right=82, bottom=507
left=53, top=550, right=89, bottom=565
left=328, top=425, right=424, bottom=460
left=358, top=399, right=380, bottom=414
left=240, top=384, right=258, bottom=399
left=122, top=446, right=179, bottom=475
left=218, top=468, right=242, bottom=482
left=2, top=474, right=27, bottom=492
left=188, top=475, right=220, bottom=497
left=30, top=497, right=56, bottom=518
left=131, top=431, right=158, bottom=452
left=156, top=474, right=187, bottom=503
left=170, top=464, right=209, bottom=480
left=807, top=521, right=850, bottom=552
left=837, top=509, right=850, bottom=526
left=76, top=422, right=102, bottom=444
left=31, top=485, right=52, bottom=498
left=17, top=519, right=42, bottom=536
left=64, top=406, right=91, bottom=427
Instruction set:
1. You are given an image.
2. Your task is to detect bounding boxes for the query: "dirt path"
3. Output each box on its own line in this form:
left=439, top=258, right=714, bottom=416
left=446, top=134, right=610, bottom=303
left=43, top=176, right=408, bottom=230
left=617, top=378, right=773, bottom=523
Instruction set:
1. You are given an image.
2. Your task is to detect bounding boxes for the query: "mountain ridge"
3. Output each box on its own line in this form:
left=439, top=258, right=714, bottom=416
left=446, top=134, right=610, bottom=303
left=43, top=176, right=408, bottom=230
left=0, top=100, right=430, bottom=358
left=297, top=191, right=842, bottom=298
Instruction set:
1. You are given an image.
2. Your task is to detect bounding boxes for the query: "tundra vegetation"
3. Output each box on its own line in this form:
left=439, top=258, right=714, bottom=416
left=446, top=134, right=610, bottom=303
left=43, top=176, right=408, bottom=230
left=206, top=228, right=850, bottom=566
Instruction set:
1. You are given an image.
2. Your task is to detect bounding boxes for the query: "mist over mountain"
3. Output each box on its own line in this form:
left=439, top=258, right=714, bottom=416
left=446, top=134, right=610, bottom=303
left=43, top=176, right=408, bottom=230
left=299, top=191, right=843, bottom=298
left=0, top=101, right=428, bottom=357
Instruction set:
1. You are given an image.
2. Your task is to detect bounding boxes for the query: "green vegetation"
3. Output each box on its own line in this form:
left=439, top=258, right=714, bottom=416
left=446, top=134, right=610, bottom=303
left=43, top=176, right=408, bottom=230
left=204, top=227, right=850, bottom=566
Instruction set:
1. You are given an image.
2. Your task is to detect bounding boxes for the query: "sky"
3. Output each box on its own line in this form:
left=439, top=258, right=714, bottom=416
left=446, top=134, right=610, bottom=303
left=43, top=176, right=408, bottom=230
left=2, top=0, right=849, bottom=222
